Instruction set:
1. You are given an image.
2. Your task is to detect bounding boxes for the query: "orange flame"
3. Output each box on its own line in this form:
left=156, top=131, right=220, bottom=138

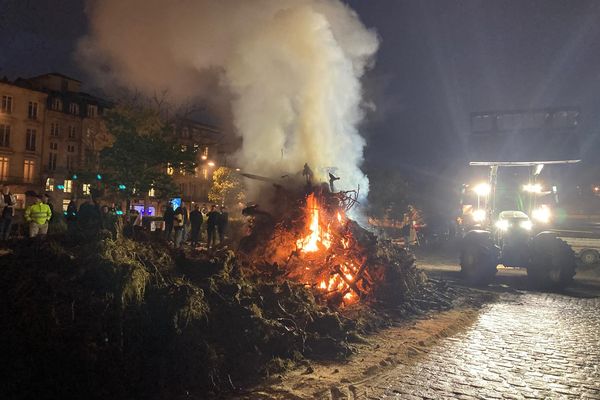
left=296, top=193, right=332, bottom=252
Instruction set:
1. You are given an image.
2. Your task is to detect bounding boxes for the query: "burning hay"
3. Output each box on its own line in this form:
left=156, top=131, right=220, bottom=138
left=239, top=184, right=423, bottom=307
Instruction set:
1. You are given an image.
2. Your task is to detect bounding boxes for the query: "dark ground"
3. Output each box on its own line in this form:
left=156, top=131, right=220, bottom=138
left=234, top=241, right=600, bottom=399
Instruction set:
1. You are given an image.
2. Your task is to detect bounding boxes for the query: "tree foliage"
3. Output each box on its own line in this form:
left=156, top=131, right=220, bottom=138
left=100, top=104, right=197, bottom=200
left=366, top=168, right=410, bottom=221
left=208, top=167, right=245, bottom=206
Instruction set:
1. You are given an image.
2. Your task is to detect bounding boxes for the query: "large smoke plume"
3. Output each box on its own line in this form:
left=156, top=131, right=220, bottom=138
left=77, top=0, right=378, bottom=197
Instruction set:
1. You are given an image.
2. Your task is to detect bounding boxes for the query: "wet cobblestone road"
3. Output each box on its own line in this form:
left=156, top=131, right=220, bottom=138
left=359, top=292, right=600, bottom=399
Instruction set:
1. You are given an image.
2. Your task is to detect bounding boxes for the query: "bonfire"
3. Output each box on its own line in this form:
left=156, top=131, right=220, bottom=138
left=239, top=180, right=419, bottom=307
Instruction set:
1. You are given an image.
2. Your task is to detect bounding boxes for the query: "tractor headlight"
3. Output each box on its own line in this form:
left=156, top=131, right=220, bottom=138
left=519, top=220, right=533, bottom=230
left=495, top=219, right=509, bottom=231
left=532, top=206, right=551, bottom=223
left=472, top=209, right=486, bottom=222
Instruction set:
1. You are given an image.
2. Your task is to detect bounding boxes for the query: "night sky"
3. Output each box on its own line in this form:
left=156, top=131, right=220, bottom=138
left=2, top=0, right=600, bottom=186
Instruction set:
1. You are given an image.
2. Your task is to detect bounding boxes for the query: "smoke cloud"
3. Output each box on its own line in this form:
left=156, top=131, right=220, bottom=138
left=77, top=0, right=378, bottom=197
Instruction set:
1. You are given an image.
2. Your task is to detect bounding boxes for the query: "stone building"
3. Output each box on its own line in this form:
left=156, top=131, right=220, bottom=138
left=0, top=72, right=225, bottom=221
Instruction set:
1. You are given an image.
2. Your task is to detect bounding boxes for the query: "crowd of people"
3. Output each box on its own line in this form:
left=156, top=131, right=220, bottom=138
left=0, top=184, right=230, bottom=249
left=163, top=201, right=229, bottom=250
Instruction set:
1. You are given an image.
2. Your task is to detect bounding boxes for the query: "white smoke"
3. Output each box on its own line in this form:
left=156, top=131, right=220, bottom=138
left=77, top=0, right=378, bottom=197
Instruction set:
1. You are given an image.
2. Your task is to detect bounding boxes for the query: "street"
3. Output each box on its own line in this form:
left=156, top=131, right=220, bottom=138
left=351, top=261, right=600, bottom=400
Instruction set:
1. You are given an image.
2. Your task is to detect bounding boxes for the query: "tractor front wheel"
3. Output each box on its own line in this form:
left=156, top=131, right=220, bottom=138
left=460, top=243, right=498, bottom=285
left=527, top=234, right=576, bottom=290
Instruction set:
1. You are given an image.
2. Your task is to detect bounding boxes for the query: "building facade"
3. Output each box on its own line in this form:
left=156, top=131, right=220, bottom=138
left=0, top=78, right=50, bottom=209
left=1, top=73, right=224, bottom=218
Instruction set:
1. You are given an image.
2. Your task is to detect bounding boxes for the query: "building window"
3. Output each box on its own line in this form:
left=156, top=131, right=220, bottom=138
left=181, top=127, right=190, bottom=138
left=28, top=102, right=38, bottom=119
left=66, top=155, right=75, bottom=170
left=62, top=199, right=70, bottom=212
left=68, top=126, right=77, bottom=139
left=64, top=179, right=72, bottom=193
left=45, top=178, right=55, bottom=191
left=69, top=103, right=79, bottom=115
left=48, top=152, right=57, bottom=171
left=67, top=144, right=75, bottom=153
left=0, top=124, right=10, bottom=147
left=87, top=104, right=97, bottom=118
left=50, top=123, right=60, bottom=137
left=25, top=129, right=36, bottom=151
left=50, top=142, right=58, bottom=151
left=0, top=157, right=8, bottom=181
left=82, top=183, right=91, bottom=196
left=23, top=160, right=35, bottom=183
left=52, top=98, right=62, bottom=111
left=167, top=164, right=174, bottom=175
left=1, top=96, right=13, bottom=114
left=148, top=188, right=156, bottom=197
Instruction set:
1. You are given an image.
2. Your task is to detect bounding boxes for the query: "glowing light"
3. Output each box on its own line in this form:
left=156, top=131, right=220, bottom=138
left=473, top=183, right=491, bottom=196
left=343, top=292, right=353, bottom=300
left=337, top=212, right=343, bottom=223
left=319, top=281, right=327, bottom=289
left=495, top=219, right=509, bottom=231
left=519, top=220, right=533, bottom=230
left=472, top=209, right=487, bottom=222
left=201, top=155, right=208, bottom=161
left=207, top=161, right=215, bottom=167
left=532, top=205, right=551, bottom=223
left=523, top=183, right=543, bottom=193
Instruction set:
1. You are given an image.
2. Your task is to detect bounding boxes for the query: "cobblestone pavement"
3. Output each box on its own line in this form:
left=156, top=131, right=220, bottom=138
left=357, top=292, right=600, bottom=399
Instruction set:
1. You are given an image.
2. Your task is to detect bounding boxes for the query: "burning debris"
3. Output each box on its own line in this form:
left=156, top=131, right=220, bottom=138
left=239, top=179, right=422, bottom=308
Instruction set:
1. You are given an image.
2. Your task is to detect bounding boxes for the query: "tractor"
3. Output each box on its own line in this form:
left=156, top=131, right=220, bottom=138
left=459, top=160, right=580, bottom=289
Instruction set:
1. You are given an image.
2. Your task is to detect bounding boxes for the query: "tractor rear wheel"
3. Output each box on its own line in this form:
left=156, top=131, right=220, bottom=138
left=528, top=235, right=576, bottom=290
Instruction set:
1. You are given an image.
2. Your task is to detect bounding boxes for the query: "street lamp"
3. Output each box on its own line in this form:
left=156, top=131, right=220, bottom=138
left=207, top=161, right=215, bottom=167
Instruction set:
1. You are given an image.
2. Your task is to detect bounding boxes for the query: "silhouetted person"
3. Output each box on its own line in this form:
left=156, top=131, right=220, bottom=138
left=217, top=205, right=229, bottom=243
left=66, top=198, right=77, bottom=234
left=175, top=201, right=189, bottom=242
left=189, top=204, right=203, bottom=248
left=78, top=198, right=101, bottom=233
left=206, top=205, right=219, bottom=249
left=173, top=209, right=184, bottom=249
left=163, top=202, right=175, bottom=241
left=0, top=185, right=16, bottom=240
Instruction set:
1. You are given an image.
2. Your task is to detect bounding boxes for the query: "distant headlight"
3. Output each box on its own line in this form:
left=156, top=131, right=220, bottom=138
left=472, top=209, right=486, bottom=222
left=532, top=206, right=551, bottom=223
left=519, top=220, right=533, bottom=230
left=495, top=219, right=509, bottom=231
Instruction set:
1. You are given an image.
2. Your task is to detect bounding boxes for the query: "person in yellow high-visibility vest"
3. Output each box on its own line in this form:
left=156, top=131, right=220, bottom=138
left=24, top=195, right=53, bottom=238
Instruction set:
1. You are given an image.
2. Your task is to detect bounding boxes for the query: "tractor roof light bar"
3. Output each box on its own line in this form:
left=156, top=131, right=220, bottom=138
left=469, top=160, right=581, bottom=167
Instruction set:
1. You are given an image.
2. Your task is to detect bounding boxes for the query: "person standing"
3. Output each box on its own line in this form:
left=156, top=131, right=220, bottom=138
left=163, top=202, right=175, bottom=241
left=66, top=198, right=78, bottom=234
left=0, top=186, right=16, bottom=240
left=189, top=204, right=203, bottom=248
left=25, top=195, right=52, bottom=238
left=173, top=209, right=184, bottom=249
left=217, top=205, right=229, bottom=244
left=43, top=194, right=54, bottom=219
left=175, top=201, right=189, bottom=243
left=206, top=205, right=219, bottom=250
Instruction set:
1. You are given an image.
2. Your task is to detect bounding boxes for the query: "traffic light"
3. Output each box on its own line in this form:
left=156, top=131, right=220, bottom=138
left=96, top=174, right=102, bottom=180
left=72, top=174, right=78, bottom=180
left=118, top=184, right=126, bottom=190
left=56, top=184, right=65, bottom=190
